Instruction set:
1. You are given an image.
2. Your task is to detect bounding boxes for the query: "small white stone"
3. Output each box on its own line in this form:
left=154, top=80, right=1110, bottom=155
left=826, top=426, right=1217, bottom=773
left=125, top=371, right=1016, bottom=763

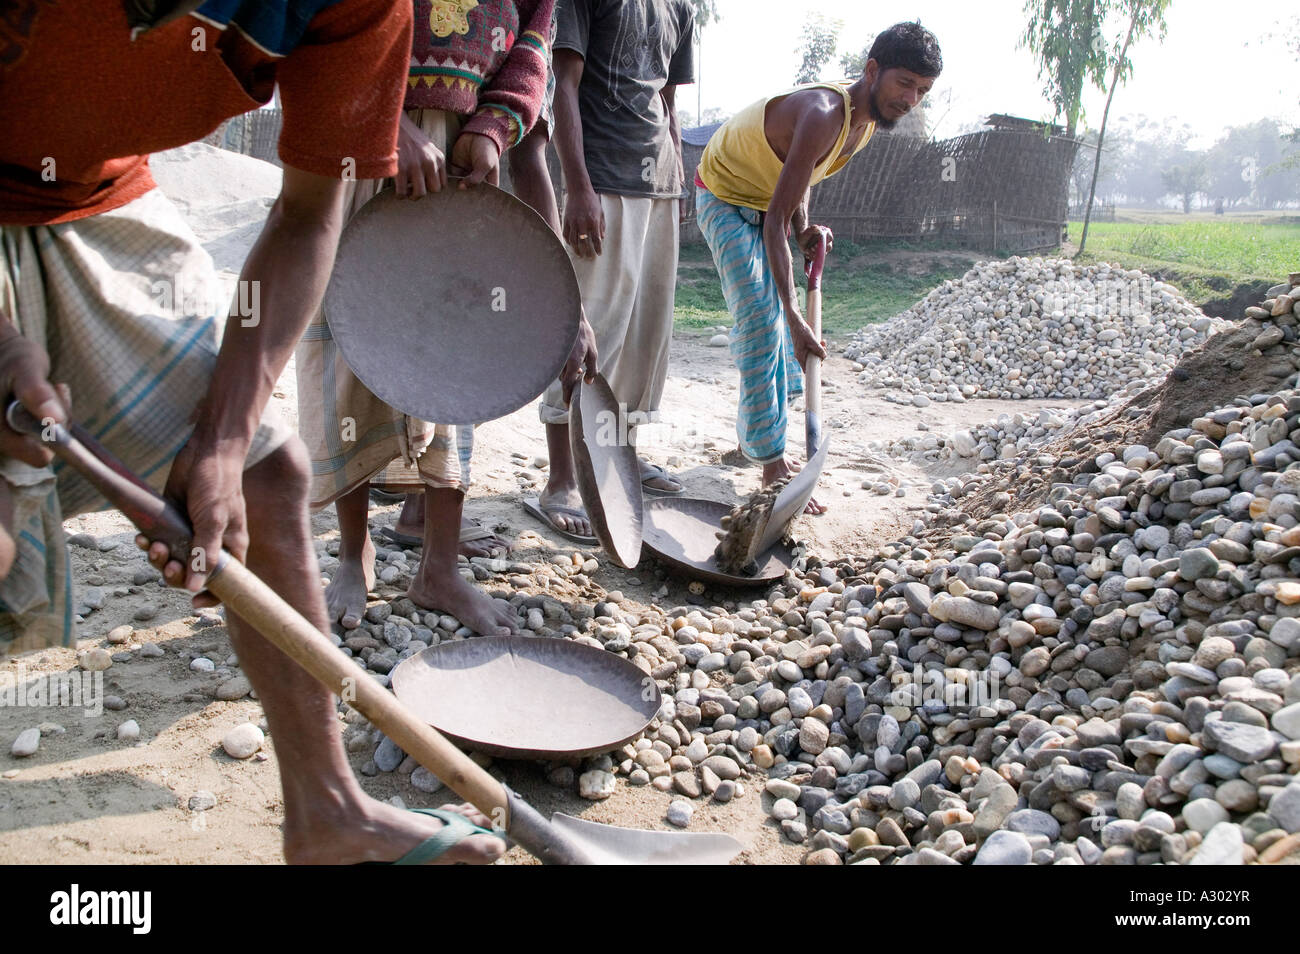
left=666, top=800, right=694, bottom=827
left=116, top=720, right=140, bottom=742
left=78, top=648, right=113, bottom=671
left=578, top=769, right=615, bottom=800
left=221, top=723, right=264, bottom=759
left=188, top=791, right=217, bottom=811
left=10, top=728, right=40, bottom=757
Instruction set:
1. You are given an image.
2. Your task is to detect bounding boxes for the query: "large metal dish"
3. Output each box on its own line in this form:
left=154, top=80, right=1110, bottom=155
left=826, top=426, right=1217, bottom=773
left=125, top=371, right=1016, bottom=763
left=389, top=635, right=660, bottom=760
left=322, top=185, right=581, bottom=425
left=641, top=497, right=794, bottom=588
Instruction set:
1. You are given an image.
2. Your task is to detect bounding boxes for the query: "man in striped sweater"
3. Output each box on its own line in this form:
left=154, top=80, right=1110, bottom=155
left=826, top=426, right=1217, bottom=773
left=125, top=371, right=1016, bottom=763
left=298, top=0, right=595, bottom=636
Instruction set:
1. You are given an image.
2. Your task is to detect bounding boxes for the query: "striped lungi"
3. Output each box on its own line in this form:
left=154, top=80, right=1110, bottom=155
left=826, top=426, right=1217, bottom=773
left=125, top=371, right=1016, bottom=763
left=295, top=109, right=474, bottom=511
left=0, top=188, right=291, bottom=659
left=694, top=183, right=802, bottom=465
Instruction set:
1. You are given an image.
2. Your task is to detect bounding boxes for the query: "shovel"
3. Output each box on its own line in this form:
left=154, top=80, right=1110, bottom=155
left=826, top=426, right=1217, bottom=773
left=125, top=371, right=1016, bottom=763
left=5, top=401, right=742, bottom=865
left=745, top=230, right=832, bottom=562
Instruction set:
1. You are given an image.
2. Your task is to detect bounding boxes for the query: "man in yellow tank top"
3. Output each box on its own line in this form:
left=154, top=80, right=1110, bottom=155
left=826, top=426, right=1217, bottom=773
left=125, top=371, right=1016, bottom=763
left=695, top=23, right=941, bottom=511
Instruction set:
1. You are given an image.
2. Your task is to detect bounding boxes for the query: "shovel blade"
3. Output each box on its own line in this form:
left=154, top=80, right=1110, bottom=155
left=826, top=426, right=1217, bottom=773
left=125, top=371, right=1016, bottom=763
left=550, top=813, right=743, bottom=865
left=751, top=437, right=831, bottom=559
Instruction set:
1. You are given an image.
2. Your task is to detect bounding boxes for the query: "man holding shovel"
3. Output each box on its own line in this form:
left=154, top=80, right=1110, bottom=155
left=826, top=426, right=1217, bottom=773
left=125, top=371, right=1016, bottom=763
left=694, top=22, right=941, bottom=513
left=0, top=0, right=502, bottom=864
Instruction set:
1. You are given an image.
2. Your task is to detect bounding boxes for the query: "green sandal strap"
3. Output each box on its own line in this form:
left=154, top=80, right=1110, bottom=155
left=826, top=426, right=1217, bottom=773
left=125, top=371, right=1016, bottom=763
left=391, top=808, right=503, bottom=865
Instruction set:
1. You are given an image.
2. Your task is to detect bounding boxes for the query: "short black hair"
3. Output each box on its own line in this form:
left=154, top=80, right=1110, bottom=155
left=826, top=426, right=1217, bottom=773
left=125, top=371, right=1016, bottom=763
left=868, top=22, right=943, bottom=78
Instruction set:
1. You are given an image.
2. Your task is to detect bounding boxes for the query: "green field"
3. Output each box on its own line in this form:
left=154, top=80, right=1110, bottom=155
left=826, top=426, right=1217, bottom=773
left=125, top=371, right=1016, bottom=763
left=1067, top=215, right=1299, bottom=301
left=675, top=240, right=979, bottom=339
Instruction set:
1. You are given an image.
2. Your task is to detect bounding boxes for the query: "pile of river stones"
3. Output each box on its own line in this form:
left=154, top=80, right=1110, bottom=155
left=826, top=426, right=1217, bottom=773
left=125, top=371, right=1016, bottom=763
left=341, top=276, right=1300, bottom=865
left=843, top=258, right=1224, bottom=402
left=877, top=397, right=1124, bottom=464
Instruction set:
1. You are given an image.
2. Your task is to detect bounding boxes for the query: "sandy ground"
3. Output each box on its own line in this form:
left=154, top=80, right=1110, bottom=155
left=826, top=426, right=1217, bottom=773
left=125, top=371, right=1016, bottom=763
left=0, top=144, right=1093, bottom=864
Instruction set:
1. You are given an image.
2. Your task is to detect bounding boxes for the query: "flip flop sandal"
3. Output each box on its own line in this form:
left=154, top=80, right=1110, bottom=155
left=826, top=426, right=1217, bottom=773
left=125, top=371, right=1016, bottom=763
left=522, top=496, right=598, bottom=545
left=361, top=808, right=507, bottom=865
left=377, top=525, right=421, bottom=549
left=377, top=522, right=508, bottom=550
left=639, top=460, right=685, bottom=497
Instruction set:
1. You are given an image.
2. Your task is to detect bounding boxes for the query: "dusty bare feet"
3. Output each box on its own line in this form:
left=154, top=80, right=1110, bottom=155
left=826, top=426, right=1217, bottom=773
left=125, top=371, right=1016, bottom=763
left=537, top=483, right=593, bottom=538
left=407, top=563, right=519, bottom=636
left=763, top=456, right=826, bottom=515
left=326, top=530, right=375, bottom=629
left=284, top=799, right=505, bottom=865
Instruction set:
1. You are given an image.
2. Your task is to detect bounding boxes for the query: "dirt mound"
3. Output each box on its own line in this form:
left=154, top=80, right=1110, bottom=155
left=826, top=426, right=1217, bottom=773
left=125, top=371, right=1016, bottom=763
left=932, top=278, right=1300, bottom=530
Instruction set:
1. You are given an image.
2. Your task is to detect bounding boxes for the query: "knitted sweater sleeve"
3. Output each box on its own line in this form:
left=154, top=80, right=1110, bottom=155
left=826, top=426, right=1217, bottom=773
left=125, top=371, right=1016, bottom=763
left=460, top=0, right=556, bottom=153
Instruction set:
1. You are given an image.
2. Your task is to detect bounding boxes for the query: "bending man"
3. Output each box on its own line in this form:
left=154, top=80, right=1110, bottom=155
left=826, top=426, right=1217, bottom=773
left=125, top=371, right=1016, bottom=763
left=695, top=22, right=942, bottom=512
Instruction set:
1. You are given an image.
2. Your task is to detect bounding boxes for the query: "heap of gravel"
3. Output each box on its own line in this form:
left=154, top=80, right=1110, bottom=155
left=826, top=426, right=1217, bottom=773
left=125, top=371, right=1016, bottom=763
left=321, top=278, right=1300, bottom=865
left=843, top=257, right=1225, bottom=402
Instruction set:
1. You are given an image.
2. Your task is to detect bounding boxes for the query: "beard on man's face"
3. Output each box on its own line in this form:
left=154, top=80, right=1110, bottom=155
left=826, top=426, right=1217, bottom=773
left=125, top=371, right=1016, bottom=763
left=868, top=83, right=899, bottom=131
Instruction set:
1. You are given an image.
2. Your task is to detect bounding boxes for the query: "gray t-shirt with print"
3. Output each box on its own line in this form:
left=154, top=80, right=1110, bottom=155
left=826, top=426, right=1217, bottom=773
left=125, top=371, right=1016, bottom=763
left=555, top=0, right=695, bottom=198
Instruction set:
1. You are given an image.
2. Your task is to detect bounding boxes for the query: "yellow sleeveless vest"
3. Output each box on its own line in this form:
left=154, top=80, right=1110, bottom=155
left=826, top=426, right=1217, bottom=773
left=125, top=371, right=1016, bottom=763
left=697, top=82, right=875, bottom=212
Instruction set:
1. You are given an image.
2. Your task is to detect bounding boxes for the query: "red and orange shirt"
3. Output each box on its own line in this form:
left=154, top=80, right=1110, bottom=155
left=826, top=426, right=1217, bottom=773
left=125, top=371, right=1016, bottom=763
left=0, top=0, right=413, bottom=225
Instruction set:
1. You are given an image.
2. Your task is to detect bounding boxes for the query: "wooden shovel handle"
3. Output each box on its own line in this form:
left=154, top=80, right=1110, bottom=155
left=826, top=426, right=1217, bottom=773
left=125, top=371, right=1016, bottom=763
left=207, top=559, right=510, bottom=819
left=5, top=402, right=510, bottom=822
left=803, top=231, right=829, bottom=459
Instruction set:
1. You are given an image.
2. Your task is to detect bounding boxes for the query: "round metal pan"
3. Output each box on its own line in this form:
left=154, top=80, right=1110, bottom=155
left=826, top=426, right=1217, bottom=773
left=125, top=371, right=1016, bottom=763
left=322, top=185, right=581, bottom=425
left=570, top=373, right=643, bottom=568
left=642, top=497, right=794, bottom=588
left=389, top=635, right=660, bottom=760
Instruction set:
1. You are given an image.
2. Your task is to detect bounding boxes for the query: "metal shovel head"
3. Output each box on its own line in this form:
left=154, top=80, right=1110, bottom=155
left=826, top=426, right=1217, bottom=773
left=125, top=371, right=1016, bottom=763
left=642, top=496, right=793, bottom=587
left=750, top=437, right=831, bottom=559
left=570, top=373, right=643, bottom=568
left=322, top=186, right=581, bottom=425
left=389, top=635, right=659, bottom=760
left=549, top=812, right=744, bottom=865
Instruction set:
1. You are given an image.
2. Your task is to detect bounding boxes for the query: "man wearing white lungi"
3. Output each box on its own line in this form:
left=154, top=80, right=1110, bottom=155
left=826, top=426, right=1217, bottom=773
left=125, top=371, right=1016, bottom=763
left=529, top=0, right=695, bottom=541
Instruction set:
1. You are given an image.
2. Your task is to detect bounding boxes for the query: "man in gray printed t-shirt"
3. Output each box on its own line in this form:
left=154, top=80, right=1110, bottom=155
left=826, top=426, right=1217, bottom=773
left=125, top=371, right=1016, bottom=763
left=531, top=0, right=695, bottom=542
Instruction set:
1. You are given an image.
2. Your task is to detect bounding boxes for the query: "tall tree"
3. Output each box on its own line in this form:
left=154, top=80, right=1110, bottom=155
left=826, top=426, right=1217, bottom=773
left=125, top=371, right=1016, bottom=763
left=794, top=14, right=842, bottom=84
left=1076, top=0, right=1172, bottom=255
left=1161, top=154, right=1208, bottom=213
left=840, top=43, right=870, bottom=76
left=1020, top=0, right=1109, bottom=137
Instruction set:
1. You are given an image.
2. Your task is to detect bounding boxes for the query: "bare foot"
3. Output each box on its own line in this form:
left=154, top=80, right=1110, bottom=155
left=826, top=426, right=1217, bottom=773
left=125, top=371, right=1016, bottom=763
left=284, top=799, right=504, bottom=865
left=407, top=565, right=519, bottom=636
left=326, top=531, right=375, bottom=629
left=762, top=456, right=827, bottom=515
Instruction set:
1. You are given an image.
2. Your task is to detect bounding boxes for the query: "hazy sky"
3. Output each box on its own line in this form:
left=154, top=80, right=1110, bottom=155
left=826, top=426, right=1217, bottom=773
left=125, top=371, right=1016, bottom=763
left=690, top=0, right=1298, bottom=146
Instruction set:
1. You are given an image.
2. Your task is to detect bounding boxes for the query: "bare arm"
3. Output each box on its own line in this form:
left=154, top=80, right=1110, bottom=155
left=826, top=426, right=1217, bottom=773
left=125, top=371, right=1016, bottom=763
left=763, top=97, right=841, bottom=368
left=791, top=187, right=811, bottom=235
left=158, top=166, right=348, bottom=594
left=552, top=49, right=603, bottom=258
left=662, top=84, right=687, bottom=221
left=662, top=84, right=684, bottom=190
left=508, top=126, right=598, bottom=400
